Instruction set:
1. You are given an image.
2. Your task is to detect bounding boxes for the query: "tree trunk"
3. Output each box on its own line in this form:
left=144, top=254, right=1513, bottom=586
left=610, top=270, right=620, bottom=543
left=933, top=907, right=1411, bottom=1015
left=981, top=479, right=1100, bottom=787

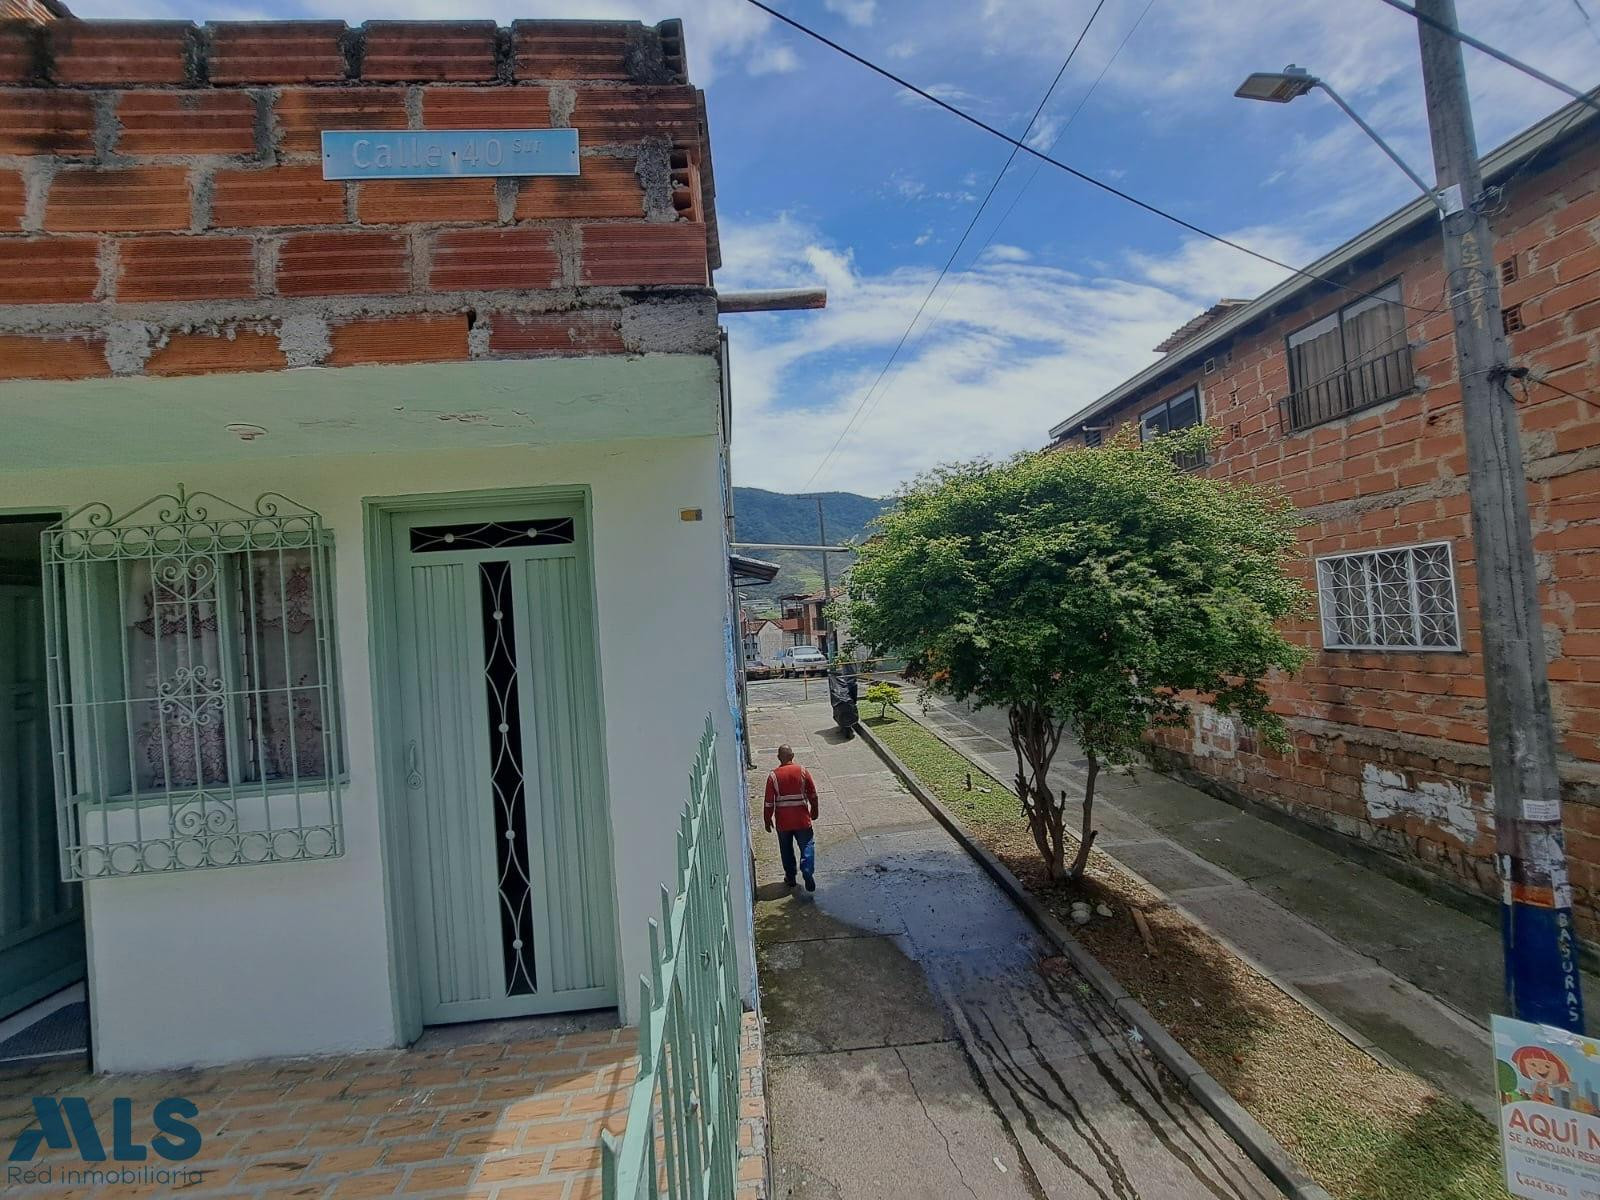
left=1067, top=751, right=1099, bottom=882
left=1008, top=702, right=1069, bottom=879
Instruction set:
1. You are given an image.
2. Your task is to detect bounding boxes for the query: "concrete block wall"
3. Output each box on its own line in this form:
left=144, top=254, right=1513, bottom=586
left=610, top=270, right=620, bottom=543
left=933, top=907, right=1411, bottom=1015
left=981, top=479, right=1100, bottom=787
left=1073, top=125, right=1600, bottom=939
left=0, top=17, right=719, bottom=380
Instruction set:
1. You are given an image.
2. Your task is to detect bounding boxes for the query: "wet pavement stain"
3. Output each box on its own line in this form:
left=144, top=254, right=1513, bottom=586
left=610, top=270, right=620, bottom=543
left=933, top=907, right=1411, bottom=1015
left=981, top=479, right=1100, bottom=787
left=749, top=699, right=1278, bottom=1199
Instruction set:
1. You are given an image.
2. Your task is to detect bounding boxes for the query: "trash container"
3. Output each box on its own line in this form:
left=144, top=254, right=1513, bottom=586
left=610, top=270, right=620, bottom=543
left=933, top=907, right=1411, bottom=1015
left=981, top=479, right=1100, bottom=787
left=829, top=665, right=859, bottom=734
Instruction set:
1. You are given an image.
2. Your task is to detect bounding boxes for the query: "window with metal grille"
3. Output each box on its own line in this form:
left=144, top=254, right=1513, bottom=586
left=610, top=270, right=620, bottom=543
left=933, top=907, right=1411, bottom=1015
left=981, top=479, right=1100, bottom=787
left=1500, top=256, right=1519, bottom=286
left=1503, top=303, right=1525, bottom=334
left=1083, top=428, right=1103, bottom=447
left=1281, top=281, right=1412, bottom=433
left=42, top=486, right=344, bottom=880
left=1315, top=542, right=1460, bottom=651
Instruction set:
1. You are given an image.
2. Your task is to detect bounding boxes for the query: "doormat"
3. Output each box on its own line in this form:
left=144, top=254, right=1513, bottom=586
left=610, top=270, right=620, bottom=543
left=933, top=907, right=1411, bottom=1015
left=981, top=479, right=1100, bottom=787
left=0, top=1002, right=88, bottom=1063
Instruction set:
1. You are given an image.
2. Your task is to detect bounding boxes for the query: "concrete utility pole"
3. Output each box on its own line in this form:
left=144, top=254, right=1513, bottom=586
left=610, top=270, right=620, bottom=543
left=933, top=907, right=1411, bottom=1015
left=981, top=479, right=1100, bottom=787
left=1415, top=0, right=1584, bottom=1030
left=815, top=496, right=833, bottom=660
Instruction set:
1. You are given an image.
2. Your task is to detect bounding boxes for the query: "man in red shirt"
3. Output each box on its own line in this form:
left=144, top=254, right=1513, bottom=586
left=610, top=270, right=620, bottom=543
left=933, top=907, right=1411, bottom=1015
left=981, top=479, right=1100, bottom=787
left=763, top=744, right=820, bottom=891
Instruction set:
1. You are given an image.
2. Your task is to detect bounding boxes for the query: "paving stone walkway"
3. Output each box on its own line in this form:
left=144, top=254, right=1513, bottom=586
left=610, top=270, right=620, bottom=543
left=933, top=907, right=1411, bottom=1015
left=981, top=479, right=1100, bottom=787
left=1, top=1019, right=635, bottom=1199
left=748, top=697, right=1276, bottom=1200
left=913, top=691, right=1600, bottom=1116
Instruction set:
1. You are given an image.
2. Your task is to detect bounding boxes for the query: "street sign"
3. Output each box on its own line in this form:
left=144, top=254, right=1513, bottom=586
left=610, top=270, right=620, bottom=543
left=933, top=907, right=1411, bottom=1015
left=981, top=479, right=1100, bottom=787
left=1493, top=1014, right=1600, bottom=1198
left=320, top=129, right=580, bottom=180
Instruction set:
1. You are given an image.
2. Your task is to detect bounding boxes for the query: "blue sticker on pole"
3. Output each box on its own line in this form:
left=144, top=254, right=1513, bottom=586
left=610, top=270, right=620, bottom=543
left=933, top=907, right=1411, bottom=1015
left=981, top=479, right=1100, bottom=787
left=320, top=129, right=580, bottom=180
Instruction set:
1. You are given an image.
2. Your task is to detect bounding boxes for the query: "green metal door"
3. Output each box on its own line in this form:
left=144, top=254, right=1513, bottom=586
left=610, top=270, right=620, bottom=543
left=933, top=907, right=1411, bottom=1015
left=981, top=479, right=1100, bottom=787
left=0, top=582, right=85, bottom=1019
left=391, top=504, right=615, bottom=1024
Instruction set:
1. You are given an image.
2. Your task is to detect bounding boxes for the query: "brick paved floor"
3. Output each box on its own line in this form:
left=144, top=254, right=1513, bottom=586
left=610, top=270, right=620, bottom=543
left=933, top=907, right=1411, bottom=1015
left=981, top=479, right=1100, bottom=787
left=0, top=1025, right=636, bottom=1199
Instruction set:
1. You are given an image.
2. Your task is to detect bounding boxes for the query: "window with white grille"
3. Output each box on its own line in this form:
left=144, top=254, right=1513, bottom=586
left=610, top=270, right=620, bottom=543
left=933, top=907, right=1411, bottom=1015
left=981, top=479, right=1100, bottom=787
left=1315, top=542, right=1460, bottom=651
left=43, top=486, right=345, bottom=879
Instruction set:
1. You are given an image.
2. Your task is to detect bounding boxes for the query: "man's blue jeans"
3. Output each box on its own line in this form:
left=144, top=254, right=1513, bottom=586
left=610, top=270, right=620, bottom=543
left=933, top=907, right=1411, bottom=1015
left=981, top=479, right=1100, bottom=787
left=778, top=828, right=815, bottom=882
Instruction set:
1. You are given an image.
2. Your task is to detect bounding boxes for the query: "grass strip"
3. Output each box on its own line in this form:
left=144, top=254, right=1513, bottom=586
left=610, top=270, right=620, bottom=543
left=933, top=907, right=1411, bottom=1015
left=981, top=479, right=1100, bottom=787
left=865, top=707, right=1509, bottom=1200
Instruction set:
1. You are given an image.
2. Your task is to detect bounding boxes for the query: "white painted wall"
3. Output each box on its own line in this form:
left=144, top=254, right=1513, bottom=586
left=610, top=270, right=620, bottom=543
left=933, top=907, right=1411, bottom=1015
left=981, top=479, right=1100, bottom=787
left=0, top=431, right=750, bottom=1070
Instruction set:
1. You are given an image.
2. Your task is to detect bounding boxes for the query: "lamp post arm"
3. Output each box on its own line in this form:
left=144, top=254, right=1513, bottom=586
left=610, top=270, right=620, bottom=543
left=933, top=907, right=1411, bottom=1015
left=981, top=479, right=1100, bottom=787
left=1312, top=79, right=1450, bottom=210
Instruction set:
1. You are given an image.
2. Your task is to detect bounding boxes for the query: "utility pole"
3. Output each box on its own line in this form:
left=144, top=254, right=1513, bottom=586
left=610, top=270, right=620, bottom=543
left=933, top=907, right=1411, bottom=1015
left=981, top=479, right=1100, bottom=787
left=815, top=496, right=833, bottom=660
left=1416, top=0, right=1583, bottom=1030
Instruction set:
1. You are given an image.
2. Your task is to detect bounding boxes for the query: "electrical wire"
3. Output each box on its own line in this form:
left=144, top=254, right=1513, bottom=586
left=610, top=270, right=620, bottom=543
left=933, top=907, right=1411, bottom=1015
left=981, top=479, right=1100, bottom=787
left=1375, top=0, right=1600, bottom=115
left=1526, top=373, right=1600, bottom=411
left=799, top=0, right=1109, bottom=489
left=741, top=0, right=1449, bottom=321
left=911, top=0, right=1159, bottom=351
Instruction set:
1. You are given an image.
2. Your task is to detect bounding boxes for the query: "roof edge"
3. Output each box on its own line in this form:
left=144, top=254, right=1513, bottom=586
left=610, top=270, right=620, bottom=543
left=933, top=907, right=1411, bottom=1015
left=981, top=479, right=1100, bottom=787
left=1048, top=93, right=1600, bottom=440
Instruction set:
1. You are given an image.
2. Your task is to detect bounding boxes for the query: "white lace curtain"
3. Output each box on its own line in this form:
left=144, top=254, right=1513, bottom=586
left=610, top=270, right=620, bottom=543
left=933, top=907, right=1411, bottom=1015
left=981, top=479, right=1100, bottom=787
left=124, top=549, right=328, bottom=791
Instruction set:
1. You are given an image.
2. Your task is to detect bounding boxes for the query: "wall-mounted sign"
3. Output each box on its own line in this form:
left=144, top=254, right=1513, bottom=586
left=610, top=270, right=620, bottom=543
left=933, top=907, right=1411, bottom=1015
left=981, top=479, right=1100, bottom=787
left=321, top=129, right=580, bottom=181
left=1493, top=1014, right=1600, bottom=1198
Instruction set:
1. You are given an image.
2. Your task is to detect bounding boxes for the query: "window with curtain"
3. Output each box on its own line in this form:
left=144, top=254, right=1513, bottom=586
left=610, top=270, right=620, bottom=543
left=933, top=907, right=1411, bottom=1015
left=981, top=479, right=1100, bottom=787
left=1283, top=281, right=1411, bottom=432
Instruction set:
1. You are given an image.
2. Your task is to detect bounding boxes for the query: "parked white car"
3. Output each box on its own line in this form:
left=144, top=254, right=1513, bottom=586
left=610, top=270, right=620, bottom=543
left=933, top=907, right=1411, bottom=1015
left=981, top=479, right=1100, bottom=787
left=774, top=645, right=828, bottom=676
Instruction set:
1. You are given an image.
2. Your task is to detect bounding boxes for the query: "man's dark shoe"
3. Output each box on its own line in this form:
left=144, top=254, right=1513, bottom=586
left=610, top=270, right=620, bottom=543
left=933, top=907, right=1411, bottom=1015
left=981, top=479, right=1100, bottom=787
left=784, top=876, right=797, bottom=888
left=803, top=873, right=816, bottom=893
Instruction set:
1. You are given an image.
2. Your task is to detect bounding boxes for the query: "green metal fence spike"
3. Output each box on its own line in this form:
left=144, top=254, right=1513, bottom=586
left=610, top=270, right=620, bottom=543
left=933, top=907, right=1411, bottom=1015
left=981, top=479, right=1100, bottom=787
left=596, top=721, right=737, bottom=1200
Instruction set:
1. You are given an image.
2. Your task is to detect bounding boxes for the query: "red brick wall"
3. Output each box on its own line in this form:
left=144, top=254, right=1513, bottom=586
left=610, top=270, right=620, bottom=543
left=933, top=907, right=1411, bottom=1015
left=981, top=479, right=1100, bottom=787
left=1070, top=124, right=1600, bottom=937
left=0, top=17, right=718, bottom=380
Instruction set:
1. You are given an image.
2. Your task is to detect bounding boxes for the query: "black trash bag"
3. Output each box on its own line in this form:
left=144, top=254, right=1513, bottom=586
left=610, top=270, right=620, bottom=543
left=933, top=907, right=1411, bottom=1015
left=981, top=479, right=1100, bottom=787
left=829, top=666, right=859, bottom=734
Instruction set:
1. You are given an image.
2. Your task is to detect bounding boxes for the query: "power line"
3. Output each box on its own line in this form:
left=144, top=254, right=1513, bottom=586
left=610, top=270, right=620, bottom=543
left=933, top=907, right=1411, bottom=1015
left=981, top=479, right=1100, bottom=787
left=741, top=0, right=1448, bottom=321
left=912, top=0, right=1158, bottom=355
left=800, top=0, right=1109, bottom=488
left=1376, top=0, right=1600, bottom=113
left=1524, top=371, right=1600, bottom=411
left=843, top=0, right=1155, bottom=450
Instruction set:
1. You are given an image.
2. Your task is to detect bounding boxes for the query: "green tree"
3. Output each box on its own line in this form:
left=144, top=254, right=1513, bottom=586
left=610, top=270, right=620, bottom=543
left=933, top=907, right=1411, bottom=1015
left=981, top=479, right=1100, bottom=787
left=846, top=428, right=1308, bottom=882
left=865, top=681, right=903, bottom=720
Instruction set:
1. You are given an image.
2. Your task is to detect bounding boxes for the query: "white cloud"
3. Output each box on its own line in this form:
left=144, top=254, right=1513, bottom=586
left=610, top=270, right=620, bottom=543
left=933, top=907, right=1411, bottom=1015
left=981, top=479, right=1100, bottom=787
left=823, top=0, right=876, bottom=28
left=720, top=215, right=1278, bottom=495
left=746, top=43, right=799, bottom=77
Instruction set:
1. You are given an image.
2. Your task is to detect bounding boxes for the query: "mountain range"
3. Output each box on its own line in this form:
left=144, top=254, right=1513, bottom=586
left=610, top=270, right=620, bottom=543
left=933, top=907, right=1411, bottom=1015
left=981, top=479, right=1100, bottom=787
left=731, top=488, right=887, bottom=613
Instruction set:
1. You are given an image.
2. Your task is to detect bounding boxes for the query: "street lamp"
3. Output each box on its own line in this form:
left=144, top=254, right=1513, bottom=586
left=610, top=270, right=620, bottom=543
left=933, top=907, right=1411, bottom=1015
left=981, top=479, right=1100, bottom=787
left=1234, top=64, right=1460, bottom=215
left=1233, top=64, right=1318, bottom=103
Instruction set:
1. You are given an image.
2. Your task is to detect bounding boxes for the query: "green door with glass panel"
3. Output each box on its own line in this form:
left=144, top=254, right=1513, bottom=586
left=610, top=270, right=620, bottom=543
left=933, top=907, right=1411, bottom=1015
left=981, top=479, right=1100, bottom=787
left=391, top=503, right=615, bottom=1024
left=0, top=579, right=85, bottom=1019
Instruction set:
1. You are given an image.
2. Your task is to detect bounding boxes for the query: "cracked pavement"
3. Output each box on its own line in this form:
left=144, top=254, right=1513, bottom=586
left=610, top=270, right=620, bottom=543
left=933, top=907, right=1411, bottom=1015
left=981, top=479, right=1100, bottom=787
left=748, top=697, right=1277, bottom=1199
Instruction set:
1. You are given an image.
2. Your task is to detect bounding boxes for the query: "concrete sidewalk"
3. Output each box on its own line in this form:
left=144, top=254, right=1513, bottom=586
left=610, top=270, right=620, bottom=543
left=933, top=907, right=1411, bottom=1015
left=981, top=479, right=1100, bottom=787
left=747, top=697, right=1278, bottom=1200
left=913, top=691, right=1600, bottom=1115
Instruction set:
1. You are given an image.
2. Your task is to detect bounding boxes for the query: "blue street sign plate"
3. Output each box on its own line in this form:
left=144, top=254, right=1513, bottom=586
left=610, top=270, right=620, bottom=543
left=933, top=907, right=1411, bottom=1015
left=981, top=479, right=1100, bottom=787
left=320, top=129, right=581, bottom=180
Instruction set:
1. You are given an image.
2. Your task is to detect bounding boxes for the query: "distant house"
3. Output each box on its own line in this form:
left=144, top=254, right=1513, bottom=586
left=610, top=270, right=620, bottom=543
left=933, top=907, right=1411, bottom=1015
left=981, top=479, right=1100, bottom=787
left=1046, top=98, right=1600, bottom=947
left=0, top=15, right=754, bottom=1071
left=778, top=589, right=846, bottom=652
left=742, top=616, right=785, bottom=664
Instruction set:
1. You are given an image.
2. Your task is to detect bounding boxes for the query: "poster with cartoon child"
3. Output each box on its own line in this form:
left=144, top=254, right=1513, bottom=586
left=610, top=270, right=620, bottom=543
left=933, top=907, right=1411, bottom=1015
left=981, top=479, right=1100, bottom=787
left=1495, top=1015, right=1600, bottom=1199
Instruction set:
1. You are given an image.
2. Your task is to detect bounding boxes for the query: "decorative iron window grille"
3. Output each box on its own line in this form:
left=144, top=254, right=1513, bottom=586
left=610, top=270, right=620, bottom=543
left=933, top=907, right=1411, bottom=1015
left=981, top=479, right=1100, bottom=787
left=42, top=486, right=345, bottom=880
left=1315, top=541, right=1461, bottom=652
left=409, top=518, right=574, bottom=554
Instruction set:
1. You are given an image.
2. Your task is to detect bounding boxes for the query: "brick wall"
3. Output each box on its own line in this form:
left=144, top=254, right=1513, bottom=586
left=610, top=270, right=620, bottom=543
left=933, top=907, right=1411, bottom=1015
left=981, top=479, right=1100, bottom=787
left=1065, top=121, right=1600, bottom=938
left=0, top=17, right=719, bottom=380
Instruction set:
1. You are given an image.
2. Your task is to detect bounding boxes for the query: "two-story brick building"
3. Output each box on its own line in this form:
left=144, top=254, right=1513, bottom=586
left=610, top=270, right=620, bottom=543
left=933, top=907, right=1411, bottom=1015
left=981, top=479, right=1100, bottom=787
left=1049, top=97, right=1600, bottom=944
left=0, top=14, right=753, bottom=1070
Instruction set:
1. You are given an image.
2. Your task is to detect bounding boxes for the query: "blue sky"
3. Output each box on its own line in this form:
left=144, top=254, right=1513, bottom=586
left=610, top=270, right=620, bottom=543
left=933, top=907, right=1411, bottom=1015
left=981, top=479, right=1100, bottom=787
left=78, top=0, right=1600, bottom=495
